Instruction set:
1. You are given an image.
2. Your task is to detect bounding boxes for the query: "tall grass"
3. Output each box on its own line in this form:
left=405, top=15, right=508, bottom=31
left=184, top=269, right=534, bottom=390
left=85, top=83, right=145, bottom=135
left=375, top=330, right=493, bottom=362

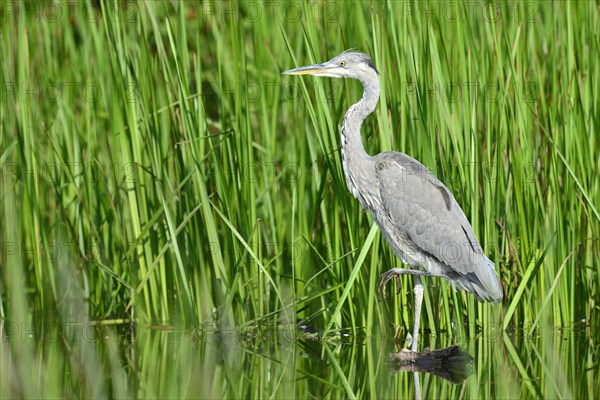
left=0, top=0, right=598, bottom=398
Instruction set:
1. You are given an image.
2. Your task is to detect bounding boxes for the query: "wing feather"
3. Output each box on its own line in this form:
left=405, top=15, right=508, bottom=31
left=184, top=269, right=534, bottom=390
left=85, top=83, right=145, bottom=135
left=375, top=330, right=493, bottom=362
left=374, top=151, right=502, bottom=302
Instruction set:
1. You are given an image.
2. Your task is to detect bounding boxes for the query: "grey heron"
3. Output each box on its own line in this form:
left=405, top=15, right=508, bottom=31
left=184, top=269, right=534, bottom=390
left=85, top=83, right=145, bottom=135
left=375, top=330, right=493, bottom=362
left=282, top=50, right=503, bottom=351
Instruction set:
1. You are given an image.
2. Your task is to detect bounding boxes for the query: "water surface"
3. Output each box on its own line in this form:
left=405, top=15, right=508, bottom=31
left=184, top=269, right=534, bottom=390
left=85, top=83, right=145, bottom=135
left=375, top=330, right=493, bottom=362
left=3, top=320, right=594, bottom=398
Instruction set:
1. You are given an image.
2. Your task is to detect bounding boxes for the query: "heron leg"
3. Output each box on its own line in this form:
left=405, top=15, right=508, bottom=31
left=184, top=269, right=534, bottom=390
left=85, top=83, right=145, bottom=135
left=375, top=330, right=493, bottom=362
left=411, top=276, right=424, bottom=352
left=378, top=268, right=433, bottom=297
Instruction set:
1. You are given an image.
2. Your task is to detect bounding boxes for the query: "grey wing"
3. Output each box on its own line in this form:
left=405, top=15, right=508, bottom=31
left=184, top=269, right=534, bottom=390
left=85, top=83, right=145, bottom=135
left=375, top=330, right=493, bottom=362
left=375, top=152, right=502, bottom=303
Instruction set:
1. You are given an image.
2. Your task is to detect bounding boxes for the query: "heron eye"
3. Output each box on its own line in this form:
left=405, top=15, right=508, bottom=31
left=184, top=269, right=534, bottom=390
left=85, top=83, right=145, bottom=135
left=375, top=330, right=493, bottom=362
left=339, top=61, right=346, bottom=67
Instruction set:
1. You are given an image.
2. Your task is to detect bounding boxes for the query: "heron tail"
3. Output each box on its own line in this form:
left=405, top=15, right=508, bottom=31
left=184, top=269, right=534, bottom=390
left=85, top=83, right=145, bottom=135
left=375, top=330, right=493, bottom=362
left=451, top=256, right=503, bottom=303
left=471, top=257, right=503, bottom=303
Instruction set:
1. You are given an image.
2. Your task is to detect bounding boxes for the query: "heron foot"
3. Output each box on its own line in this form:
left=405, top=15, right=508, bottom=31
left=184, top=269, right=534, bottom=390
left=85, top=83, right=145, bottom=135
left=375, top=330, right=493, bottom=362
left=378, top=268, right=435, bottom=298
left=378, top=268, right=403, bottom=298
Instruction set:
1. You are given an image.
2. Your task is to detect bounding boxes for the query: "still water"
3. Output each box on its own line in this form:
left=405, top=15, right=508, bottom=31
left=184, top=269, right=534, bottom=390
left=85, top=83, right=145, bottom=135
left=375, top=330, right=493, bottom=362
left=2, top=320, right=595, bottom=398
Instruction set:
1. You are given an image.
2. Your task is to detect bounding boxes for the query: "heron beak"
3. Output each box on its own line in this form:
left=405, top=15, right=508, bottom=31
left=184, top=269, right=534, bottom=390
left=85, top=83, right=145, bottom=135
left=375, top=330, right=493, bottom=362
left=281, top=63, right=326, bottom=76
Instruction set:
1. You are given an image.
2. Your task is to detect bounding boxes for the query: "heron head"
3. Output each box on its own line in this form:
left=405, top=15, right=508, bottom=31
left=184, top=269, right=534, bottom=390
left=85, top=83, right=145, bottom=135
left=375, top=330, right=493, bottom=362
left=282, top=50, right=379, bottom=79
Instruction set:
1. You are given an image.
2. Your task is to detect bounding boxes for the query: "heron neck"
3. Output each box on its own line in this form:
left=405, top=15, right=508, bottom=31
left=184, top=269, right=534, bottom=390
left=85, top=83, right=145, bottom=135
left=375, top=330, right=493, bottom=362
left=341, top=71, right=380, bottom=158
left=340, top=70, right=380, bottom=202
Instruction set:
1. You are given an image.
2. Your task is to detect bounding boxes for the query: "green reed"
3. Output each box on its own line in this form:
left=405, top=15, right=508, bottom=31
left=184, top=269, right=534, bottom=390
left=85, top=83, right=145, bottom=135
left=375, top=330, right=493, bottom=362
left=0, top=0, right=597, bottom=398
